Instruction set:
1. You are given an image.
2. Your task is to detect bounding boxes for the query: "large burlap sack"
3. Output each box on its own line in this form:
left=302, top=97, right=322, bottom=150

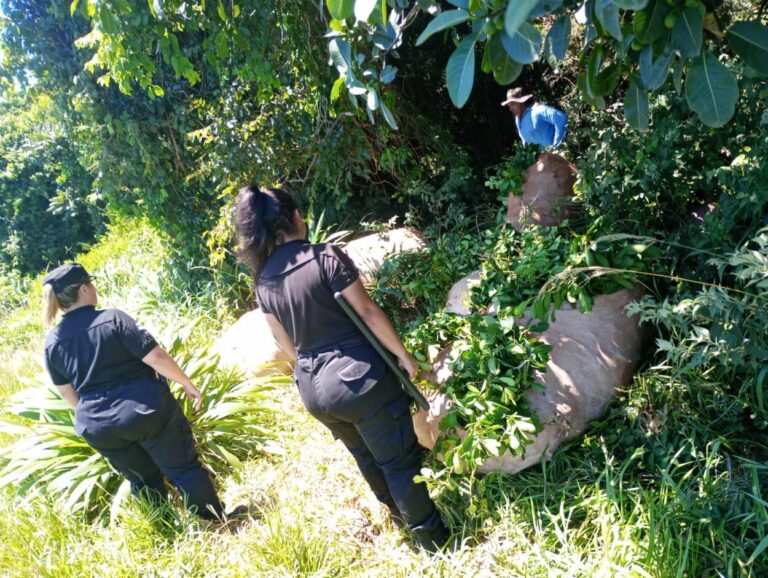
left=506, top=152, right=578, bottom=231
left=343, top=228, right=427, bottom=284
left=413, top=285, right=644, bottom=474
left=444, top=270, right=481, bottom=315
left=212, top=309, right=294, bottom=377
left=444, top=270, right=481, bottom=316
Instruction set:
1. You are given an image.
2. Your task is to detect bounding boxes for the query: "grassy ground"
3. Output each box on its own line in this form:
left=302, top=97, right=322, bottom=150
left=0, top=372, right=653, bottom=578
left=0, top=218, right=765, bottom=577
left=5, top=364, right=750, bottom=578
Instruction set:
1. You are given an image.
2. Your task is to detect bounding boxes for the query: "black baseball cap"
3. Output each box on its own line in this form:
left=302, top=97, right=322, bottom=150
left=42, top=263, right=95, bottom=294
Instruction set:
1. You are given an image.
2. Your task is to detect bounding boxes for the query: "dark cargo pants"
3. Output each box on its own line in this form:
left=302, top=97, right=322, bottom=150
left=295, top=341, right=447, bottom=547
left=75, top=378, right=223, bottom=520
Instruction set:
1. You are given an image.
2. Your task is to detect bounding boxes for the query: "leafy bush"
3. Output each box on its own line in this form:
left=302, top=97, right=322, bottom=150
left=371, top=229, right=483, bottom=331
left=627, top=228, right=768, bottom=432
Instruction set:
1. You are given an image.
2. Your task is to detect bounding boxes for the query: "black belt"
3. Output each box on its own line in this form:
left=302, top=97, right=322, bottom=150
left=296, top=337, right=368, bottom=359
left=78, top=377, right=163, bottom=400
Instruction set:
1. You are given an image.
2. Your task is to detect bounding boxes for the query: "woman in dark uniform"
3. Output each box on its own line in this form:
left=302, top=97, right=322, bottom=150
left=234, top=185, right=449, bottom=551
left=42, top=263, right=226, bottom=521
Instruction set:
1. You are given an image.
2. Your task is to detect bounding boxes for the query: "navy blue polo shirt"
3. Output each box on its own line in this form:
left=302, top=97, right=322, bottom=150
left=256, top=240, right=362, bottom=353
left=43, top=306, right=159, bottom=395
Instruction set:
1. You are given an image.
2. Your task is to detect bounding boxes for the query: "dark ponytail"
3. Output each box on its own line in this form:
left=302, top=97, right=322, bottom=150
left=235, top=185, right=300, bottom=281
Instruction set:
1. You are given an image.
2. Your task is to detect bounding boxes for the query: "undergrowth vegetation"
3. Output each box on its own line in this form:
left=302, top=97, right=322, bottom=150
left=1, top=27, right=767, bottom=578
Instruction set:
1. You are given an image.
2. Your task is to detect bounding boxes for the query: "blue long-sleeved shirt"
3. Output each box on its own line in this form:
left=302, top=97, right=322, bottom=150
left=515, top=103, right=568, bottom=149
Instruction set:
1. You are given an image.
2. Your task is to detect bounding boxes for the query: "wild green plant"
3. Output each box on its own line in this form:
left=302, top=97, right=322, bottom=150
left=305, top=209, right=353, bottom=246
left=627, top=228, right=768, bottom=431
left=371, top=230, right=483, bottom=331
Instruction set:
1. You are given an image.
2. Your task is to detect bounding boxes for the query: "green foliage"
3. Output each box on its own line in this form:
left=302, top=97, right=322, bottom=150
left=0, top=93, right=101, bottom=274
left=305, top=209, right=353, bottom=246
left=400, top=219, right=657, bottom=474
left=324, top=0, right=766, bottom=128
left=371, top=229, right=482, bottom=330
left=414, top=310, right=550, bottom=471
left=468, top=223, right=655, bottom=324
left=628, top=229, right=768, bottom=431
left=483, top=146, right=537, bottom=197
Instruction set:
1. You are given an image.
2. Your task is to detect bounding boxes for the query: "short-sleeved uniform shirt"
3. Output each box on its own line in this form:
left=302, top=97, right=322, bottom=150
left=256, top=240, right=362, bottom=353
left=44, top=306, right=158, bottom=396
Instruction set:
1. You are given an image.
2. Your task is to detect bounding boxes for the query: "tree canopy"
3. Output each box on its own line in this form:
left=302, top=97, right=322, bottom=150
left=324, top=0, right=767, bottom=129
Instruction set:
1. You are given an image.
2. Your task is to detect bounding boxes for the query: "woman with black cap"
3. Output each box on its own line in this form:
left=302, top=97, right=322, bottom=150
left=42, top=263, right=228, bottom=521
left=234, top=185, right=449, bottom=551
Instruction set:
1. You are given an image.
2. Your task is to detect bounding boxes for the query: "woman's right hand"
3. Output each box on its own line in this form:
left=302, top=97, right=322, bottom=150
left=398, top=353, right=419, bottom=380
left=182, top=382, right=203, bottom=411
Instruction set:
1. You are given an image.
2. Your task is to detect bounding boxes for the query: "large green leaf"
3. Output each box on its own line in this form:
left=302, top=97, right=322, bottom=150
left=639, top=44, right=675, bottom=90
left=326, top=0, right=354, bottom=20
left=578, top=70, right=606, bottom=109
left=446, top=32, right=479, bottom=108
left=595, top=0, right=623, bottom=41
left=727, top=21, right=768, bottom=75
left=531, top=0, right=563, bottom=17
left=624, top=79, right=649, bottom=130
left=380, top=100, right=398, bottom=129
left=487, top=34, right=523, bottom=85
left=493, top=56, right=523, bottom=85
left=612, top=0, right=648, bottom=8
left=586, top=48, right=620, bottom=97
left=545, top=15, right=571, bottom=61
left=672, top=6, right=703, bottom=60
left=328, top=38, right=353, bottom=74
left=685, top=52, right=739, bottom=128
left=632, top=0, right=671, bottom=44
left=416, top=9, right=470, bottom=46
left=501, top=22, right=542, bottom=65
left=504, top=0, right=538, bottom=38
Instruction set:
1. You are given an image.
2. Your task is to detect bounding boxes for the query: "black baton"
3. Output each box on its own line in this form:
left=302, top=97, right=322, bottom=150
left=334, top=292, right=429, bottom=411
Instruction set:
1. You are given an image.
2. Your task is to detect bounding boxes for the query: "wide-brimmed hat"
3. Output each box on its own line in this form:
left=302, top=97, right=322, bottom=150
left=42, top=263, right=94, bottom=293
left=501, top=87, right=533, bottom=106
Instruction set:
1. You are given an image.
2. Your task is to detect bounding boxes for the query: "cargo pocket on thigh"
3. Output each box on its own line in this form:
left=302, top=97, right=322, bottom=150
left=385, top=395, right=416, bottom=456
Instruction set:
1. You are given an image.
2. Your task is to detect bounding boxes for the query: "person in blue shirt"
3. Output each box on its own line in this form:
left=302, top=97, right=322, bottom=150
left=501, top=88, right=568, bottom=149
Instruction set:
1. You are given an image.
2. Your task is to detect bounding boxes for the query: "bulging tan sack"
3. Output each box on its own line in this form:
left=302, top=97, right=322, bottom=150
left=412, top=286, right=644, bottom=474
left=213, top=309, right=294, bottom=377
left=344, top=228, right=427, bottom=284
left=506, top=152, right=578, bottom=231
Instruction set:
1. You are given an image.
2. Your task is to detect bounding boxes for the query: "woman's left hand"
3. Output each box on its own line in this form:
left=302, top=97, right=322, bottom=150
left=182, top=383, right=203, bottom=411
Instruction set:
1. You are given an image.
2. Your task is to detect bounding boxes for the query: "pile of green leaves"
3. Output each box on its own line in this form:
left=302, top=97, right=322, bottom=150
left=469, top=222, right=659, bottom=323
left=402, top=218, right=660, bottom=473
left=371, top=229, right=483, bottom=331
left=411, top=309, right=550, bottom=472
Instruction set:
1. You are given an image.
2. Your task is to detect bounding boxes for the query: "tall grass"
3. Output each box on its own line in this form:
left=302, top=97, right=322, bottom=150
left=2, top=216, right=767, bottom=576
